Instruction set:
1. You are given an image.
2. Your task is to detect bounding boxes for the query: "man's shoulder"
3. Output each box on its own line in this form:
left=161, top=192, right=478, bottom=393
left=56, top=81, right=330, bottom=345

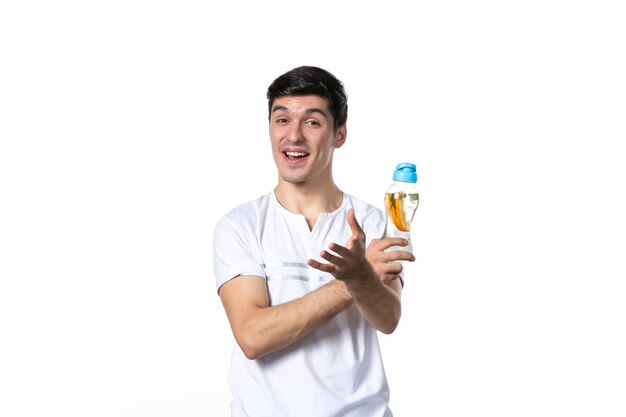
left=215, top=192, right=272, bottom=229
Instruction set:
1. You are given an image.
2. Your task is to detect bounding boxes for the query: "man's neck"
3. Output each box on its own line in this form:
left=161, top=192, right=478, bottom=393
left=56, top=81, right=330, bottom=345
left=274, top=181, right=343, bottom=230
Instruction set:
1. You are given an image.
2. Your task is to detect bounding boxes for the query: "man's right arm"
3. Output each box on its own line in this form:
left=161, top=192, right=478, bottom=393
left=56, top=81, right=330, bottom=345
left=218, top=275, right=353, bottom=360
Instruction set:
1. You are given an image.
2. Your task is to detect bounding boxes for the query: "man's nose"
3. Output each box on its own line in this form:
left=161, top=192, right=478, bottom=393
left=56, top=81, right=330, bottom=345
left=286, top=122, right=304, bottom=142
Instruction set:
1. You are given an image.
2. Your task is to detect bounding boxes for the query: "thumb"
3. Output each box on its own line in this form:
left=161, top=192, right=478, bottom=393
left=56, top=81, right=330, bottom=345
left=346, top=209, right=366, bottom=251
left=347, top=209, right=364, bottom=238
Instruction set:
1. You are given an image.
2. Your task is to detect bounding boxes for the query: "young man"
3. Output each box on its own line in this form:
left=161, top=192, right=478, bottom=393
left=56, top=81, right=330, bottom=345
left=213, top=66, right=414, bottom=417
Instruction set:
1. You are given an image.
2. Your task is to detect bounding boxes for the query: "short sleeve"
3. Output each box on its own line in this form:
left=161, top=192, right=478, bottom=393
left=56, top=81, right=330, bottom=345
left=213, top=215, right=266, bottom=292
left=359, top=203, right=385, bottom=245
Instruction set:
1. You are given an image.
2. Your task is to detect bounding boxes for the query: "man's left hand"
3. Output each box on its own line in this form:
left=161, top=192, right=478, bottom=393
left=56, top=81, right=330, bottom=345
left=307, top=209, right=373, bottom=282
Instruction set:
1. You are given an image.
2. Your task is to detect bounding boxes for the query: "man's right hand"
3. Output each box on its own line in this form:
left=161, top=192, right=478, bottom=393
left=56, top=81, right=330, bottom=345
left=365, top=238, right=415, bottom=284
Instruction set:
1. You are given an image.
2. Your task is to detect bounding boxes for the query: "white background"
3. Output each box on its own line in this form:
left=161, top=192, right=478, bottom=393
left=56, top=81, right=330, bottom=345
left=1, top=1, right=625, bottom=416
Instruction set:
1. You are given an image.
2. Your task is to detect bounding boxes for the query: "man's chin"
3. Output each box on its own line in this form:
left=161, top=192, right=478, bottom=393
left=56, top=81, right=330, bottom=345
left=280, top=175, right=307, bottom=185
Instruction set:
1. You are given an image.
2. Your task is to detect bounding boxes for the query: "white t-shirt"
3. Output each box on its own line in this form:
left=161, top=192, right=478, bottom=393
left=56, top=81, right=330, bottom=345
left=213, top=191, right=393, bottom=417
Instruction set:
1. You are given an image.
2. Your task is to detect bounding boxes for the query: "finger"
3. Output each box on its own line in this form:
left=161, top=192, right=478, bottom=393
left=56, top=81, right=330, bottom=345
left=376, top=272, right=401, bottom=284
left=307, top=258, right=335, bottom=273
left=328, top=242, right=353, bottom=259
left=319, top=249, right=345, bottom=266
left=377, top=237, right=410, bottom=251
left=385, top=250, right=416, bottom=263
left=387, top=274, right=402, bottom=284
left=383, top=273, right=401, bottom=283
left=347, top=209, right=365, bottom=240
left=372, top=265, right=402, bottom=281
left=380, top=262, right=404, bottom=274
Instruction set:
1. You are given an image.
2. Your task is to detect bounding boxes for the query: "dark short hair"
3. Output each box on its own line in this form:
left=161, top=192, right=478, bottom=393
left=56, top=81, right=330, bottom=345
left=267, top=66, right=348, bottom=130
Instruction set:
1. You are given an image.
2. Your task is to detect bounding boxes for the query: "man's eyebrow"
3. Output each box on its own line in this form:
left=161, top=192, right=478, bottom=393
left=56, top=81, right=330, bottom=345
left=304, top=108, right=329, bottom=118
left=271, top=105, right=289, bottom=113
left=271, top=105, right=329, bottom=118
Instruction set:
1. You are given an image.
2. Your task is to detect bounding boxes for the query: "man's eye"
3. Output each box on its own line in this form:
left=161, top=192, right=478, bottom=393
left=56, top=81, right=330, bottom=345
left=276, top=118, right=288, bottom=123
left=306, top=120, right=320, bottom=126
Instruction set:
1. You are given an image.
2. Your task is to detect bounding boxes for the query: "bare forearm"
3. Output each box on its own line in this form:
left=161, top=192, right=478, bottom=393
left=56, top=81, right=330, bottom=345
left=344, top=272, right=401, bottom=334
left=238, top=280, right=352, bottom=359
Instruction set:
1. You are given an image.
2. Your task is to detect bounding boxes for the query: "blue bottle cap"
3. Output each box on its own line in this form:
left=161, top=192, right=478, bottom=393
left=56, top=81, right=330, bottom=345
left=393, top=162, right=417, bottom=183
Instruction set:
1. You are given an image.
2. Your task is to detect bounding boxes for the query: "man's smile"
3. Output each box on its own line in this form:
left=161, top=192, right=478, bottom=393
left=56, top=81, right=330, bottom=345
left=282, top=149, right=310, bottom=162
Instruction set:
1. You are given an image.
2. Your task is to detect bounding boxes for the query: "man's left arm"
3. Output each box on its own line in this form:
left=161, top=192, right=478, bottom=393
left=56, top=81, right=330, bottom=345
left=307, top=209, right=414, bottom=334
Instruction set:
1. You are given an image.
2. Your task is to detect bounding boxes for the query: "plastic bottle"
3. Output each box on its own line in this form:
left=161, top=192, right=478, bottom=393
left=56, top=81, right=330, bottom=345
left=383, top=162, right=419, bottom=253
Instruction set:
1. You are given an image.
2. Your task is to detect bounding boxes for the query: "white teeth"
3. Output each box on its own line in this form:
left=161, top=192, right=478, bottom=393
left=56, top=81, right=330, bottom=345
left=285, top=151, right=308, bottom=157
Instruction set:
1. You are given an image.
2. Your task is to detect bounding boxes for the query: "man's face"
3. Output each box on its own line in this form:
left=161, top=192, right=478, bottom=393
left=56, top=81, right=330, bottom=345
left=269, top=95, right=346, bottom=186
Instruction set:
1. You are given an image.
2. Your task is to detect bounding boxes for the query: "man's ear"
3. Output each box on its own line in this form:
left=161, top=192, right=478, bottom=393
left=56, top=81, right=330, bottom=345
left=333, top=125, right=347, bottom=149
